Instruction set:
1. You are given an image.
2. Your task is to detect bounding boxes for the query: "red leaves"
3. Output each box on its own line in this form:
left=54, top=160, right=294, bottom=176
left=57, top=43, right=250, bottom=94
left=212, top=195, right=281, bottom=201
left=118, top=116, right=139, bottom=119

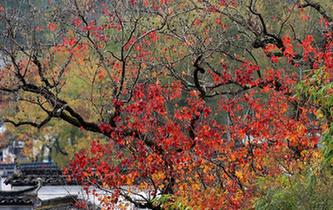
left=82, top=20, right=97, bottom=31
left=90, top=140, right=104, bottom=155
left=193, top=18, right=202, bottom=26
left=99, top=123, right=113, bottom=134
left=235, top=62, right=259, bottom=86
left=74, top=200, right=88, bottom=209
left=271, top=55, right=280, bottom=63
left=148, top=31, right=158, bottom=42
left=47, top=22, right=57, bottom=32
left=147, top=83, right=166, bottom=115
left=264, top=43, right=279, bottom=53
left=143, top=0, right=149, bottom=7
left=174, top=107, right=193, bottom=121
left=69, top=83, right=318, bottom=206
left=207, top=6, right=219, bottom=13
left=72, top=18, right=82, bottom=27
left=97, top=70, right=106, bottom=80
left=63, top=37, right=76, bottom=47
left=64, top=7, right=330, bottom=209
left=0, top=5, right=4, bottom=13
left=168, top=81, right=182, bottom=100
left=302, top=35, right=316, bottom=61
left=282, top=36, right=295, bottom=59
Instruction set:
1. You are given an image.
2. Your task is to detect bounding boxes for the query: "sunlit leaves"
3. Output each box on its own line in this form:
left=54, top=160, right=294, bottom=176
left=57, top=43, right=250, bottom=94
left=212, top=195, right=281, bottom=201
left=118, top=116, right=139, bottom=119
left=1, top=0, right=332, bottom=209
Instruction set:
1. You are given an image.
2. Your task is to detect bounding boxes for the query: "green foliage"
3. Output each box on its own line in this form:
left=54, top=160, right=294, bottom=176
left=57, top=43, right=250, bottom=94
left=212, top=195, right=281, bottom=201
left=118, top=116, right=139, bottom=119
left=152, top=194, right=192, bottom=210
left=255, top=168, right=333, bottom=210
left=296, top=68, right=333, bottom=163
left=323, top=124, right=333, bottom=164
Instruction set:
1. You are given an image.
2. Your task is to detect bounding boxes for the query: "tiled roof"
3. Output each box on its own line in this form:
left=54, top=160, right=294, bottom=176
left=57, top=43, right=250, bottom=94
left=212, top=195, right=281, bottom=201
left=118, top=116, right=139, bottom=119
left=0, top=191, right=81, bottom=207
left=0, top=185, right=39, bottom=206
left=0, top=195, right=37, bottom=206
left=5, top=174, right=77, bottom=186
left=0, top=194, right=37, bottom=205
left=0, top=162, right=59, bottom=171
left=1, top=162, right=78, bottom=186
left=0, top=162, right=83, bottom=207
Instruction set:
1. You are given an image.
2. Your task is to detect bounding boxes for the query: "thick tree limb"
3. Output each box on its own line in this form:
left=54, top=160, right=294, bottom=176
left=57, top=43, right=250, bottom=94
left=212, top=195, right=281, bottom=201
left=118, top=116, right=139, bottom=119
left=193, top=55, right=206, bottom=98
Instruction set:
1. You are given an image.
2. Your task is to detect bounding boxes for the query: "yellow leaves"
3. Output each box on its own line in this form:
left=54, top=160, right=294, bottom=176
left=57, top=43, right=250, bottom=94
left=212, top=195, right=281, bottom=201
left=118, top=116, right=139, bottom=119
left=151, top=71, right=158, bottom=79
left=235, top=170, right=244, bottom=181
left=230, top=153, right=237, bottom=161
left=125, top=177, right=134, bottom=186
left=124, top=171, right=139, bottom=186
left=301, top=150, right=308, bottom=157
left=99, top=196, right=113, bottom=208
left=202, top=165, right=210, bottom=174
left=288, top=123, right=308, bottom=145
left=102, top=182, right=110, bottom=189
left=311, top=150, right=323, bottom=161
left=296, top=124, right=307, bottom=134
left=138, top=182, right=148, bottom=190
left=191, top=182, right=201, bottom=191
left=315, top=109, right=324, bottom=120
left=280, top=102, right=288, bottom=114
left=152, top=171, right=165, bottom=181
left=321, top=123, right=329, bottom=133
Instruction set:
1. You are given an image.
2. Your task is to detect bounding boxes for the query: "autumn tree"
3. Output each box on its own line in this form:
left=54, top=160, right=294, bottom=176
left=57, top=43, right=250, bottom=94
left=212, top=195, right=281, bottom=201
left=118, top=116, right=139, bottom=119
left=0, top=0, right=332, bottom=209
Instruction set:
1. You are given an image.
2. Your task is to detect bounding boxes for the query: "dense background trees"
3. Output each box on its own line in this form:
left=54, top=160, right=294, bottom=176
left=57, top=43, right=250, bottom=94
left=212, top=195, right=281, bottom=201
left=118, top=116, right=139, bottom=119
left=0, top=0, right=332, bottom=209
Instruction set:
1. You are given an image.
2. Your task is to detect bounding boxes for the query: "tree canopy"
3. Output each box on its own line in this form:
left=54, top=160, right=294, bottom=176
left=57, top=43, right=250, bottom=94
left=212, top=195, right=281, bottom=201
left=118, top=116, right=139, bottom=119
left=0, top=0, right=332, bottom=209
